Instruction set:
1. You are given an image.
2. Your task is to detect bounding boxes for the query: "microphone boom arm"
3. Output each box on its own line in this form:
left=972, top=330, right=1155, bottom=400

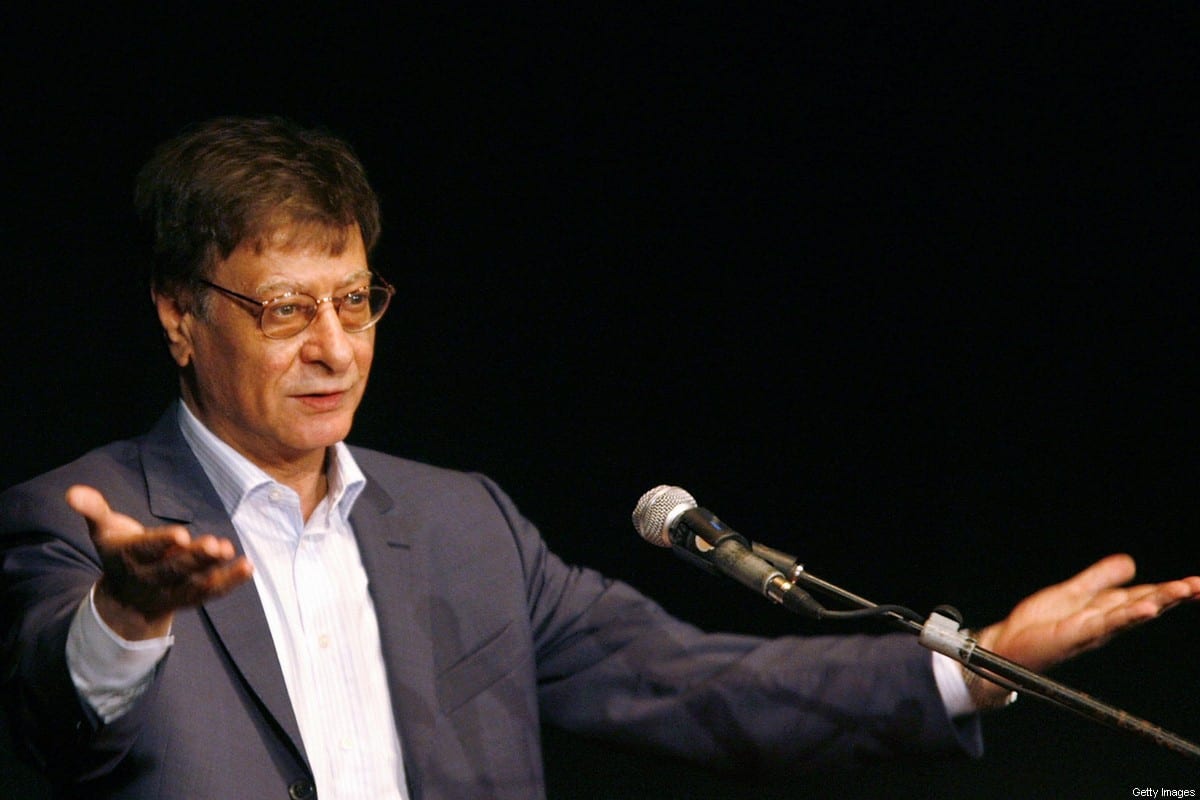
left=750, top=543, right=1200, bottom=761
left=632, top=484, right=1200, bottom=760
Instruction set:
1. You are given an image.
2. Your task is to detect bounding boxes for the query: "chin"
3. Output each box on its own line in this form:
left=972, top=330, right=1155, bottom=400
left=289, top=417, right=355, bottom=452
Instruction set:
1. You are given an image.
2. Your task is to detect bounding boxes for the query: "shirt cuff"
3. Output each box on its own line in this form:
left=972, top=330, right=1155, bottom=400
left=65, top=584, right=174, bottom=723
left=932, top=651, right=976, bottom=718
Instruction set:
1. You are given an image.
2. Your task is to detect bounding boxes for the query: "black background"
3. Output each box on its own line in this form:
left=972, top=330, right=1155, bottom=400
left=4, top=5, right=1199, bottom=797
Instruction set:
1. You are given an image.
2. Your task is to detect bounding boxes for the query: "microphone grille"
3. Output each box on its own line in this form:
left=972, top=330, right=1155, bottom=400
left=632, top=485, right=697, bottom=547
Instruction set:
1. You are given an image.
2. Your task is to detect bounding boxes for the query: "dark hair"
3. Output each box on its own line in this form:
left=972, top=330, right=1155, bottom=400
left=135, top=116, right=381, bottom=296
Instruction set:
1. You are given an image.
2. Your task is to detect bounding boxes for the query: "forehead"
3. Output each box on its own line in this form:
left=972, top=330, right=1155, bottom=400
left=215, top=230, right=370, bottom=293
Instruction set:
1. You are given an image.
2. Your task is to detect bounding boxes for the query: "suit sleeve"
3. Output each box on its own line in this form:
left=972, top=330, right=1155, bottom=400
left=65, top=587, right=171, bottom=723
left=0, top=470, right=165, bottom=782
left=474, top=476, right=983, bottom=772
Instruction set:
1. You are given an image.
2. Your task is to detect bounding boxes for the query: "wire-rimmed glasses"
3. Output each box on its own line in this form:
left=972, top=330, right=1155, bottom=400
left=198, top=275, right=395, bottom=339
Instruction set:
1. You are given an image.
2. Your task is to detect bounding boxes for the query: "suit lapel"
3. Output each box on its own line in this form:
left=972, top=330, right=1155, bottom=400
left=350, top=475, right=438, bottom=799
left=139, top=410, right=311, bottom=771
left=138, top=409, right=442, bottom=791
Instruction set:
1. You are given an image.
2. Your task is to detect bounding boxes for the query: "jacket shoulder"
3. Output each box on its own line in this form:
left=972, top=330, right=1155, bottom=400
left=0, top=437, right=146, bottom=531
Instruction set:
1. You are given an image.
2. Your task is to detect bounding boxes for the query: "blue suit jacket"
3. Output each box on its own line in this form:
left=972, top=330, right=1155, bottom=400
left=0, top=409, right=980, bottom=798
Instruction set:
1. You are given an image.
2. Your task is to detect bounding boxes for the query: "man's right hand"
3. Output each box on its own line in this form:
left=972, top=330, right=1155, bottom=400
left=66, top=484, right=254, bottom=640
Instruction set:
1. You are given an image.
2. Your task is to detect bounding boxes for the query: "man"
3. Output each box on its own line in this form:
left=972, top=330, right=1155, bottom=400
left=1, top=116, right=1196, bottom=799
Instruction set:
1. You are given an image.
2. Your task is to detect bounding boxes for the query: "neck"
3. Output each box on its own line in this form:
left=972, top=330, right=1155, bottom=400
left=178, top=394, right=335, bottom=520
left=270, top=453, right=331, bottom=522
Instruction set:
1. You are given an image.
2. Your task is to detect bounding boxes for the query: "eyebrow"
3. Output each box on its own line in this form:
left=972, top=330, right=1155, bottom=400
left=255, top=270, right=373, bottom=297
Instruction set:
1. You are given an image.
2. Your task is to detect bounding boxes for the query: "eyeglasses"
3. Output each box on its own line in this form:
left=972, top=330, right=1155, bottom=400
left=198, top=274, right=395, bottom=339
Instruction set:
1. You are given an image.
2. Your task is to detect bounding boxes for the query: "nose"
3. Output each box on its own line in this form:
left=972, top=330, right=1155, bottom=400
left=299, top=302, right=357, bottom=371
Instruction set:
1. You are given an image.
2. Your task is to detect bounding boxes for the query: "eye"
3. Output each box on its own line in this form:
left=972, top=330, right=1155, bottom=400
left=342, top=289, right=369, bottom=308
left=266, top=296, right=313, bottom=320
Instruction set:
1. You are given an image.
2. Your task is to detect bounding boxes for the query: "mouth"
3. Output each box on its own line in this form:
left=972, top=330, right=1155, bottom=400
left=293, top=390, right=349, bottom=411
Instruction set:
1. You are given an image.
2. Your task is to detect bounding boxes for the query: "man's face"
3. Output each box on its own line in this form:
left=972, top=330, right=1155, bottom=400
left=160, top=229, right=376, bottom=475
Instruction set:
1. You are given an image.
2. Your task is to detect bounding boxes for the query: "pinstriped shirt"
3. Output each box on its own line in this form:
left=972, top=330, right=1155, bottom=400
left=176, top=401, right=409, bottom=799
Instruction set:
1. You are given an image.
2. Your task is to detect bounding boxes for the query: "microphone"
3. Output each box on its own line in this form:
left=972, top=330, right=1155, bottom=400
left=632, top=485, right=825, bottom=619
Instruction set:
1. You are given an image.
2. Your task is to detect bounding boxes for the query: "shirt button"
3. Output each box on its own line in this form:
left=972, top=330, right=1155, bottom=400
left=318, top=634, right=331, bottom=649
left=288, top=779, right=316, bottom=799
left=269, top=489, right=284, bottom=502
left=339, top=737, right=354, bottom=751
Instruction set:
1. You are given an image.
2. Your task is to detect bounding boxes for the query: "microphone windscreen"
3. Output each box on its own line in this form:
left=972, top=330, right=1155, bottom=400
left=632, top=485, right=696, bottom=547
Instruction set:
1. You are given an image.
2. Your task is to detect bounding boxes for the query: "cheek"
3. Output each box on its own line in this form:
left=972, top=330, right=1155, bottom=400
left=221, top=347, right=296, bottom=407
left=354, top=336, right=376, bottom=375
left=192, top=334, right=242, bottom=398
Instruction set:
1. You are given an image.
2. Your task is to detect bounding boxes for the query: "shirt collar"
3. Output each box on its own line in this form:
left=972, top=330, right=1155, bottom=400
left=175, top=399, right=366, bottom=521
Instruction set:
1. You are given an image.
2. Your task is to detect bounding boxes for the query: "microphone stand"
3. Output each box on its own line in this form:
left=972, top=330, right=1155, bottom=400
left=749, top=542, right=1200, bottom=761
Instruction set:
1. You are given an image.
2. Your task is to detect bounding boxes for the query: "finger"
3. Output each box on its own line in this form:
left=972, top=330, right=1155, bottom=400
left=144, top=535, right=239, bottom=580
left=65, top=485, right=160, bottom=541
left=1062, top=581, right=1191, bottom=638
left=1074, top=584, right=1196, bottom=646
left=189, top=534, right=238, bottom=563
left=1086, top=578, right=1200, bottom=617
left=65, top=485, right=120, bottom=531
left=1120, top=579, right=1200, bottom=615
left=197, top=557, right=255, bottom=597
left=157, top=556, right=254, bottom=607
left=1059, top=553, right=1137, bottom=597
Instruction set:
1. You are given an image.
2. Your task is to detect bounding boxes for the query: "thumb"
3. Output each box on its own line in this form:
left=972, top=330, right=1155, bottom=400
left=65, top=485, right=145, bottom=540
left=1060, top=553, right=1137, bottom=597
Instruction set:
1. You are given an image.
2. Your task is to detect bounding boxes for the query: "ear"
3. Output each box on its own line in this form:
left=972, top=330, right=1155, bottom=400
left=154, top=290, right=196, bottom=368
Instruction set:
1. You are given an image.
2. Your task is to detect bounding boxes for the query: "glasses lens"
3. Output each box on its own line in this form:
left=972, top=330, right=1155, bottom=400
left=262, top=295, right=318, bottom=338
left=339, top=286, right=393, bottom=332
